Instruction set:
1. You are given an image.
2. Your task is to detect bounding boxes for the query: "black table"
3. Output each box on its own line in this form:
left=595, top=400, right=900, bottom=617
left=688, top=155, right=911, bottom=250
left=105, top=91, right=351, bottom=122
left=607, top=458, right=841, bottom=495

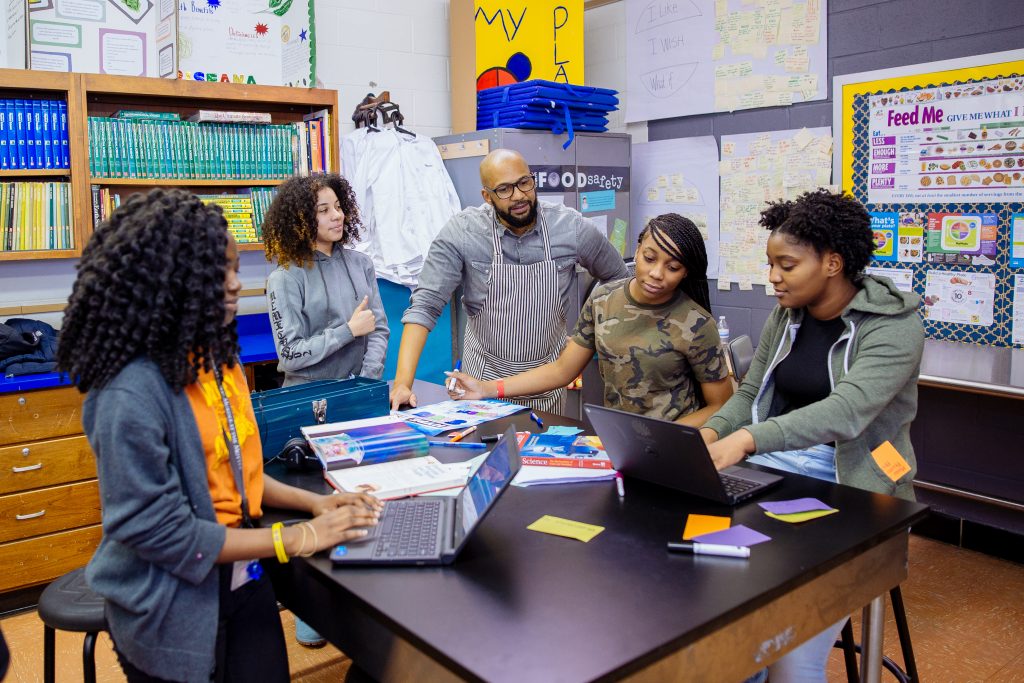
left=267, top=406, right=928, bottom=683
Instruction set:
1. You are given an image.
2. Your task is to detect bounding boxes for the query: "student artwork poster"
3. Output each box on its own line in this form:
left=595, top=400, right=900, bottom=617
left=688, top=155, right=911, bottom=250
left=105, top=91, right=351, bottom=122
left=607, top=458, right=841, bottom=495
left=866, top=75, right=1024, bottom=204
left=29, top=0, right=177, bottom=77
left=631, top=136, right=720, bottom=278
left=626, top=0, right=828, bottom=122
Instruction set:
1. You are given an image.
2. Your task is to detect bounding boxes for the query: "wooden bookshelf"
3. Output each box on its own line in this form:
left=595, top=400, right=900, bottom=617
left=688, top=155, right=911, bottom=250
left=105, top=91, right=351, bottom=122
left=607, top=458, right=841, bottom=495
left=92, top=178, right=288, bottom=187
left=0, top=68, right=340, bottom=261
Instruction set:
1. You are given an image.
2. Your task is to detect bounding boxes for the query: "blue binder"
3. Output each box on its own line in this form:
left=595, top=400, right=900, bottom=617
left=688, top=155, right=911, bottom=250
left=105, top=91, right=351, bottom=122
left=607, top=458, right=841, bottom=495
left=41, top=101, right=52, bottom=169
left=32, top=101, right=43, bottom=169
left=58, top=101, right=69, bottom=168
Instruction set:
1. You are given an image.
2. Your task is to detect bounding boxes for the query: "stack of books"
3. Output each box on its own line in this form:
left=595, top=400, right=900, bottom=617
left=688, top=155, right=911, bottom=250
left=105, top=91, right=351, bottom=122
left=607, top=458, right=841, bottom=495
left=198, top=194, right=257, bottom=244
left=291, top=109, right=332, bottom=176
left=249, top=186, right=277, bottom=238
left=90, top=186, right=122, bottom=228
left=0, top=99, right=70, bottom=170
left=0, top=182, right=73, bottom=251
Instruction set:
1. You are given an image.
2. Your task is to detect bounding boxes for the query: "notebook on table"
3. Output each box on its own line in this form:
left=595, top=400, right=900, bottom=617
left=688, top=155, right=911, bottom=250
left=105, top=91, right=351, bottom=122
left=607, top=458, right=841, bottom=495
left=583, top=404, right=781, bottom=505
left=329, top=426, right=521, bottom=566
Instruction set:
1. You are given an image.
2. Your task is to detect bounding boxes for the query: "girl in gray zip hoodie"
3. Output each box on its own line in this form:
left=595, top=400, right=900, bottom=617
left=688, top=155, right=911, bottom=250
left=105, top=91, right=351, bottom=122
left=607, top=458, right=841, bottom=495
left=263, top=174, right=389, bottom=388
left=701, top=189, right=924, bottom=683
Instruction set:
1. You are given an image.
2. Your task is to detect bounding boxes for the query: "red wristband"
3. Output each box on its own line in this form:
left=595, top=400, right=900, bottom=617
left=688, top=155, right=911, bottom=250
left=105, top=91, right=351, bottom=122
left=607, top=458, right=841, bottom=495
left=495, top=379, right=505, bottom=399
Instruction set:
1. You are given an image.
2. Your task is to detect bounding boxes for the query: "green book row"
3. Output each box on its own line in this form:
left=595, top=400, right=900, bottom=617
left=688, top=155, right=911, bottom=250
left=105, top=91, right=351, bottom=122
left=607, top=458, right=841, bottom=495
left=1, top=181, right=73, bottom=252
left=87, top=117, right=297, bottom=180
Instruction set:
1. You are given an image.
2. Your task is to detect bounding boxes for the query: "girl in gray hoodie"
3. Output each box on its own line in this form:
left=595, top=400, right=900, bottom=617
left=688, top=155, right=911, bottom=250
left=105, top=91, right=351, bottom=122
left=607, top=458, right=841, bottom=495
left=263, top=174, right=389, bottom=388
left=701, top=189, right=924, bottom=683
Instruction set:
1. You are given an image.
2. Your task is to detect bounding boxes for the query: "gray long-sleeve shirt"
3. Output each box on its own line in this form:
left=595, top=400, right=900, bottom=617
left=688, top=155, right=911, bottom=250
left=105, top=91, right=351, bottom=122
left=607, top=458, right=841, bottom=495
left=402, top=201, right=629, bottom=331
left=266, top=245, right=389, bottom=385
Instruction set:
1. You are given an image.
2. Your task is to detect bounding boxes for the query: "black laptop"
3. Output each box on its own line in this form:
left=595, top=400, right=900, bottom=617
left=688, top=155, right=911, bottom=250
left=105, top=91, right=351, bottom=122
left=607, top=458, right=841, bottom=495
left=583, top=404, right=781, bottom=505
left=329, top=426, right=521, bottom=566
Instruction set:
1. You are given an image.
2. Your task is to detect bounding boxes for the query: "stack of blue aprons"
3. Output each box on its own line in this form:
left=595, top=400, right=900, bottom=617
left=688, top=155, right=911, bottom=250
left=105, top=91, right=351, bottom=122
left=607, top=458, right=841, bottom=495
left=477, top=80, right=619, bottom=149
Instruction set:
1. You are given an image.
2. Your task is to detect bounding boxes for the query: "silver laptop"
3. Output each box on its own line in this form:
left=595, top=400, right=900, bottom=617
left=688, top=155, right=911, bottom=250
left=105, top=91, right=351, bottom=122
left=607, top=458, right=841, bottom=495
left=583, top=404, right=781, bottom=505
left=330, top=426, right=521, bottom=566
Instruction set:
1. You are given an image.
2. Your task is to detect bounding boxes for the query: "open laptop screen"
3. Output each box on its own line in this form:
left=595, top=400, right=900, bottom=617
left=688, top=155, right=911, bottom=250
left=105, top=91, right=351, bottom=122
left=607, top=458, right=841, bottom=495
left=452, top=429, right=517, bottom=549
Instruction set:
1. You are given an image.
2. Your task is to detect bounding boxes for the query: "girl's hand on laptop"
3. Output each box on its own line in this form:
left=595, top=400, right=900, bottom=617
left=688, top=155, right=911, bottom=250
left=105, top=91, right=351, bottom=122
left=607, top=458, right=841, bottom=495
left=309, top=505, right=381, bottom=550
left=312, top=491, right=383, bottom=516
left=699, top=428, right=719, bottom=445
left=707, top=429, right=755, bottom=470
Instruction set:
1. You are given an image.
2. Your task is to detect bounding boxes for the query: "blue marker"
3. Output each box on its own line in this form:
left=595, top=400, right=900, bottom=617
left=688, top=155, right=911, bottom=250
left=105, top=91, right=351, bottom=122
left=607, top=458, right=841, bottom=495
left=446, top=359, right=462, bottom=392
left=530, top=411, right=544, bottom=428
left=428, top=440, right=487, bottom=449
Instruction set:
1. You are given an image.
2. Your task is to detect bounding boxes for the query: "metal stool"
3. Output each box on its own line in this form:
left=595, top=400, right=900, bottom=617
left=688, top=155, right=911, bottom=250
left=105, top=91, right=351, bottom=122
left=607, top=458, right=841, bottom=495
left=834, top=586, right=919, bottom=683
left=37, top=567, right=108, bottom=683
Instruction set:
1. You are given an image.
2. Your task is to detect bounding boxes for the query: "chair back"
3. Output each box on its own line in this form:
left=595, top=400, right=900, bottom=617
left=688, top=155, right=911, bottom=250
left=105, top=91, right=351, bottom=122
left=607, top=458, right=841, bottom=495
left=727, top=334, right=754, bottom=381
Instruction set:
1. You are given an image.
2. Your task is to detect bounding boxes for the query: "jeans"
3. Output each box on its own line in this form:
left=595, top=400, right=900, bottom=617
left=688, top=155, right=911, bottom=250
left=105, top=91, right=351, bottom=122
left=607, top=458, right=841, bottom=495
left=743, top=444, right=846, bottom=683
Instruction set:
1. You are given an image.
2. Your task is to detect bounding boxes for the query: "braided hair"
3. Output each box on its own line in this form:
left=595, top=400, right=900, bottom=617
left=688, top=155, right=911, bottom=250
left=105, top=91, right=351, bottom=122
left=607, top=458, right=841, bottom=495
left=639, top=214, right=713, bottom=315
left=759, top=188, right=873, bottom=282
left=57, top=188, right=238, bottom=393
left=262, top=173, right=363, bottom=269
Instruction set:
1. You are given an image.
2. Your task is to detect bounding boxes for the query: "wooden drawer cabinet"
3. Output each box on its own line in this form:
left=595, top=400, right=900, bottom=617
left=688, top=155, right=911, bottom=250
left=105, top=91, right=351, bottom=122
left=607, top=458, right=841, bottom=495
left=0, top=435, right=95, bottom=495
left=0, top=525, right=104, bottom=594
left=0, top=385, right=101, bottom=596
left=0, top=481, right=101, bottom=544
left=0, top=386, right=87, bottom=446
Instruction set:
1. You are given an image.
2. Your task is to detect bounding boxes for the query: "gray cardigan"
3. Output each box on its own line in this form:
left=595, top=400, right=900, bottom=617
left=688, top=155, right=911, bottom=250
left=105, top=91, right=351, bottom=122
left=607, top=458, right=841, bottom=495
left=266, top=245, right=389, bottom=386
left=704, top=275, right=924, bottom=500
left=83, top=359, right=226, bottom=682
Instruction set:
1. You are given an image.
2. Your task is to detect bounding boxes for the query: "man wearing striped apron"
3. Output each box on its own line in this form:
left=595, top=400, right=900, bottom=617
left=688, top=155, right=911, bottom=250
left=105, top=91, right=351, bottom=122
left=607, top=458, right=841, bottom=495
left=391, top=149, right=628, bottom=413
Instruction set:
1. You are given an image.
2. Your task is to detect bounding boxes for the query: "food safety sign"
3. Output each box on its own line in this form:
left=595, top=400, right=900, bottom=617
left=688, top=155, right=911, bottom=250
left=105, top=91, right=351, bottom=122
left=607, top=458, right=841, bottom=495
left=866, top=76, right=1024, bottom=203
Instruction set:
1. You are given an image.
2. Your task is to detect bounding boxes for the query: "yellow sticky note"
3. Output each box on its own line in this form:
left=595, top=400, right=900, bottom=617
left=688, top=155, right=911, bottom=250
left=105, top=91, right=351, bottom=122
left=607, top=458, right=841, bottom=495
left=871, top=441, right=912, bottom=482
left=528, top=515, right=604, bottom=543
left=765, top=508, right=838, bottom=523
left=683, top=514, right=731, bottom=540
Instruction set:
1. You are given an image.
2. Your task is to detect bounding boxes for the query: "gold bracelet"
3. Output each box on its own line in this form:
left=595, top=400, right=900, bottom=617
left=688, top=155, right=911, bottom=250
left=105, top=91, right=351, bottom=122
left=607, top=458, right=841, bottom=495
left=271, top=522, right=289, bottom=564
left=295, top=522, right=309, bottom=558
left=304, top=521, right=319, bottom=557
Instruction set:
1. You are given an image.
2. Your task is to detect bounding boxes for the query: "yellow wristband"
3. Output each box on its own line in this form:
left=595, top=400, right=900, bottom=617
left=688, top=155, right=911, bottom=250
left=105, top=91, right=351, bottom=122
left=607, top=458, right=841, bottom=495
left=271, top=522, right=289, bottom=564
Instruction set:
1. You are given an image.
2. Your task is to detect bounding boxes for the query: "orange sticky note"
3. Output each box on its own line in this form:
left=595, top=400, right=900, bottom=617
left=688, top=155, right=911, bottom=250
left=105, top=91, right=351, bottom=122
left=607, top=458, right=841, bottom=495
left=871, top=441, right=911, bottom=482
left=683, top=514, right=731, bottom=540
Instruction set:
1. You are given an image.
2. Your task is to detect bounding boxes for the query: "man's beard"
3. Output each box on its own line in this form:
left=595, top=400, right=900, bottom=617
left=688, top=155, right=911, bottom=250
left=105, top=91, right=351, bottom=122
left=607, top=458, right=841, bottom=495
left=494, top=198, right=538, bottom=229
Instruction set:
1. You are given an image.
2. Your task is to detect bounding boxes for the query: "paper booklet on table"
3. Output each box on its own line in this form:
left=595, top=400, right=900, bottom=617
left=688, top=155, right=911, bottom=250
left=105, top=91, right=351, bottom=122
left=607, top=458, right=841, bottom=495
left=512, top=432, right=617, bottom=487
left=324, top=456, right=471, bottom=500
left=396, top=399, right=528, bottom=436
left=301, top=415, right=429, bottom=471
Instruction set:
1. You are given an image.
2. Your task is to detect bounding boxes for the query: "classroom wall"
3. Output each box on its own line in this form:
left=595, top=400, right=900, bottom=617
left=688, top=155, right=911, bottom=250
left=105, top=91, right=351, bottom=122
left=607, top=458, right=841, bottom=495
left=316, top=0, right=453, bottom=140
left=629, top=0, right=1024, bottom=346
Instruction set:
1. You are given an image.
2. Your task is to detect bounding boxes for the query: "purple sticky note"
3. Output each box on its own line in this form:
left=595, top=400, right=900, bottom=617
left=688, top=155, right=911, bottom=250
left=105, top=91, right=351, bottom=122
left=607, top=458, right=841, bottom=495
left=692, top=524, right=771, bottom=547
left=757, top=498, right=832, bottom=515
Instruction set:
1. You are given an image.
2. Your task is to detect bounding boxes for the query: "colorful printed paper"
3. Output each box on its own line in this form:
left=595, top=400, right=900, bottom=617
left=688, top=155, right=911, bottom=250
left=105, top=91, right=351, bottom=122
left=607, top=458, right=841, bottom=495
left=870, top=212, right=898, bottom=262
left=922, top=270, right=996, bottom=326
left=866, top=76, right=1024, bottom=204
left=527, top=515, right=604, bottom=542
left=397, top=399, right=528, bottom=436
left=865, top=267, right=914, bottom=293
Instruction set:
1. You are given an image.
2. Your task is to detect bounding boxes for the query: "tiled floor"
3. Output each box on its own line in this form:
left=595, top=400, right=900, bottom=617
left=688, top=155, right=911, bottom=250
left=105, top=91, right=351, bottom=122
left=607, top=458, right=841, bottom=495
left=2, top=534, right=1021, bottom=682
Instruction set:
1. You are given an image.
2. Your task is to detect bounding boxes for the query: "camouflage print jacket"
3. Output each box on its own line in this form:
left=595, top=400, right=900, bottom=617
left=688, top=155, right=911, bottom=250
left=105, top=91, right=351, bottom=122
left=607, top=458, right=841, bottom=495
left=572, top=279, right=728, bottom=421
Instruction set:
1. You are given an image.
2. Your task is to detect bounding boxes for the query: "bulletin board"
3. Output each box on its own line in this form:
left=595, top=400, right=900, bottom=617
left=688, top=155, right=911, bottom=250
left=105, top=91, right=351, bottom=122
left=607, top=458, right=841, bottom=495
left=834, top=50, right=1024, bottom=347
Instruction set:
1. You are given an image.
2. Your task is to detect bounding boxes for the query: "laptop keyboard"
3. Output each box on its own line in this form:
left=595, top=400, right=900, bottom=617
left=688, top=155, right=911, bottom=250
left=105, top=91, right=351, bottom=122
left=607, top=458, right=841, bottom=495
left=372, top=498, right=442, bottom=559
left=720, top=472, right=760, bottom=498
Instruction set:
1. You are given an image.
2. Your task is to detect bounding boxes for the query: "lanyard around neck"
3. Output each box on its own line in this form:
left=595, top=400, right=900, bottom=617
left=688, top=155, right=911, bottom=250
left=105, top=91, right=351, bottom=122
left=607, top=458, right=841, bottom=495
left=212, top=366, right=253, bottom=528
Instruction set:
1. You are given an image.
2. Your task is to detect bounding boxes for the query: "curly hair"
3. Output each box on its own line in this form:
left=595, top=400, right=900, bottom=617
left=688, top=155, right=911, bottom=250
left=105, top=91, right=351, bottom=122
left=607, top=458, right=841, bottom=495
left=759, top=188, right=873, bottom=281
left=261, top=173, right=363, bottom=268
left=638, top=213, right=713, bottom=315
left=57, top=188, right=238, bottom=393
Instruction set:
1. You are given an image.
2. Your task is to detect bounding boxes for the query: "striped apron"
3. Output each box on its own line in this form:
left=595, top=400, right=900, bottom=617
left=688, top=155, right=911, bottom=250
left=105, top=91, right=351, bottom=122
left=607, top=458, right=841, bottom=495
left=462, top=209, right=566, bottom=413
